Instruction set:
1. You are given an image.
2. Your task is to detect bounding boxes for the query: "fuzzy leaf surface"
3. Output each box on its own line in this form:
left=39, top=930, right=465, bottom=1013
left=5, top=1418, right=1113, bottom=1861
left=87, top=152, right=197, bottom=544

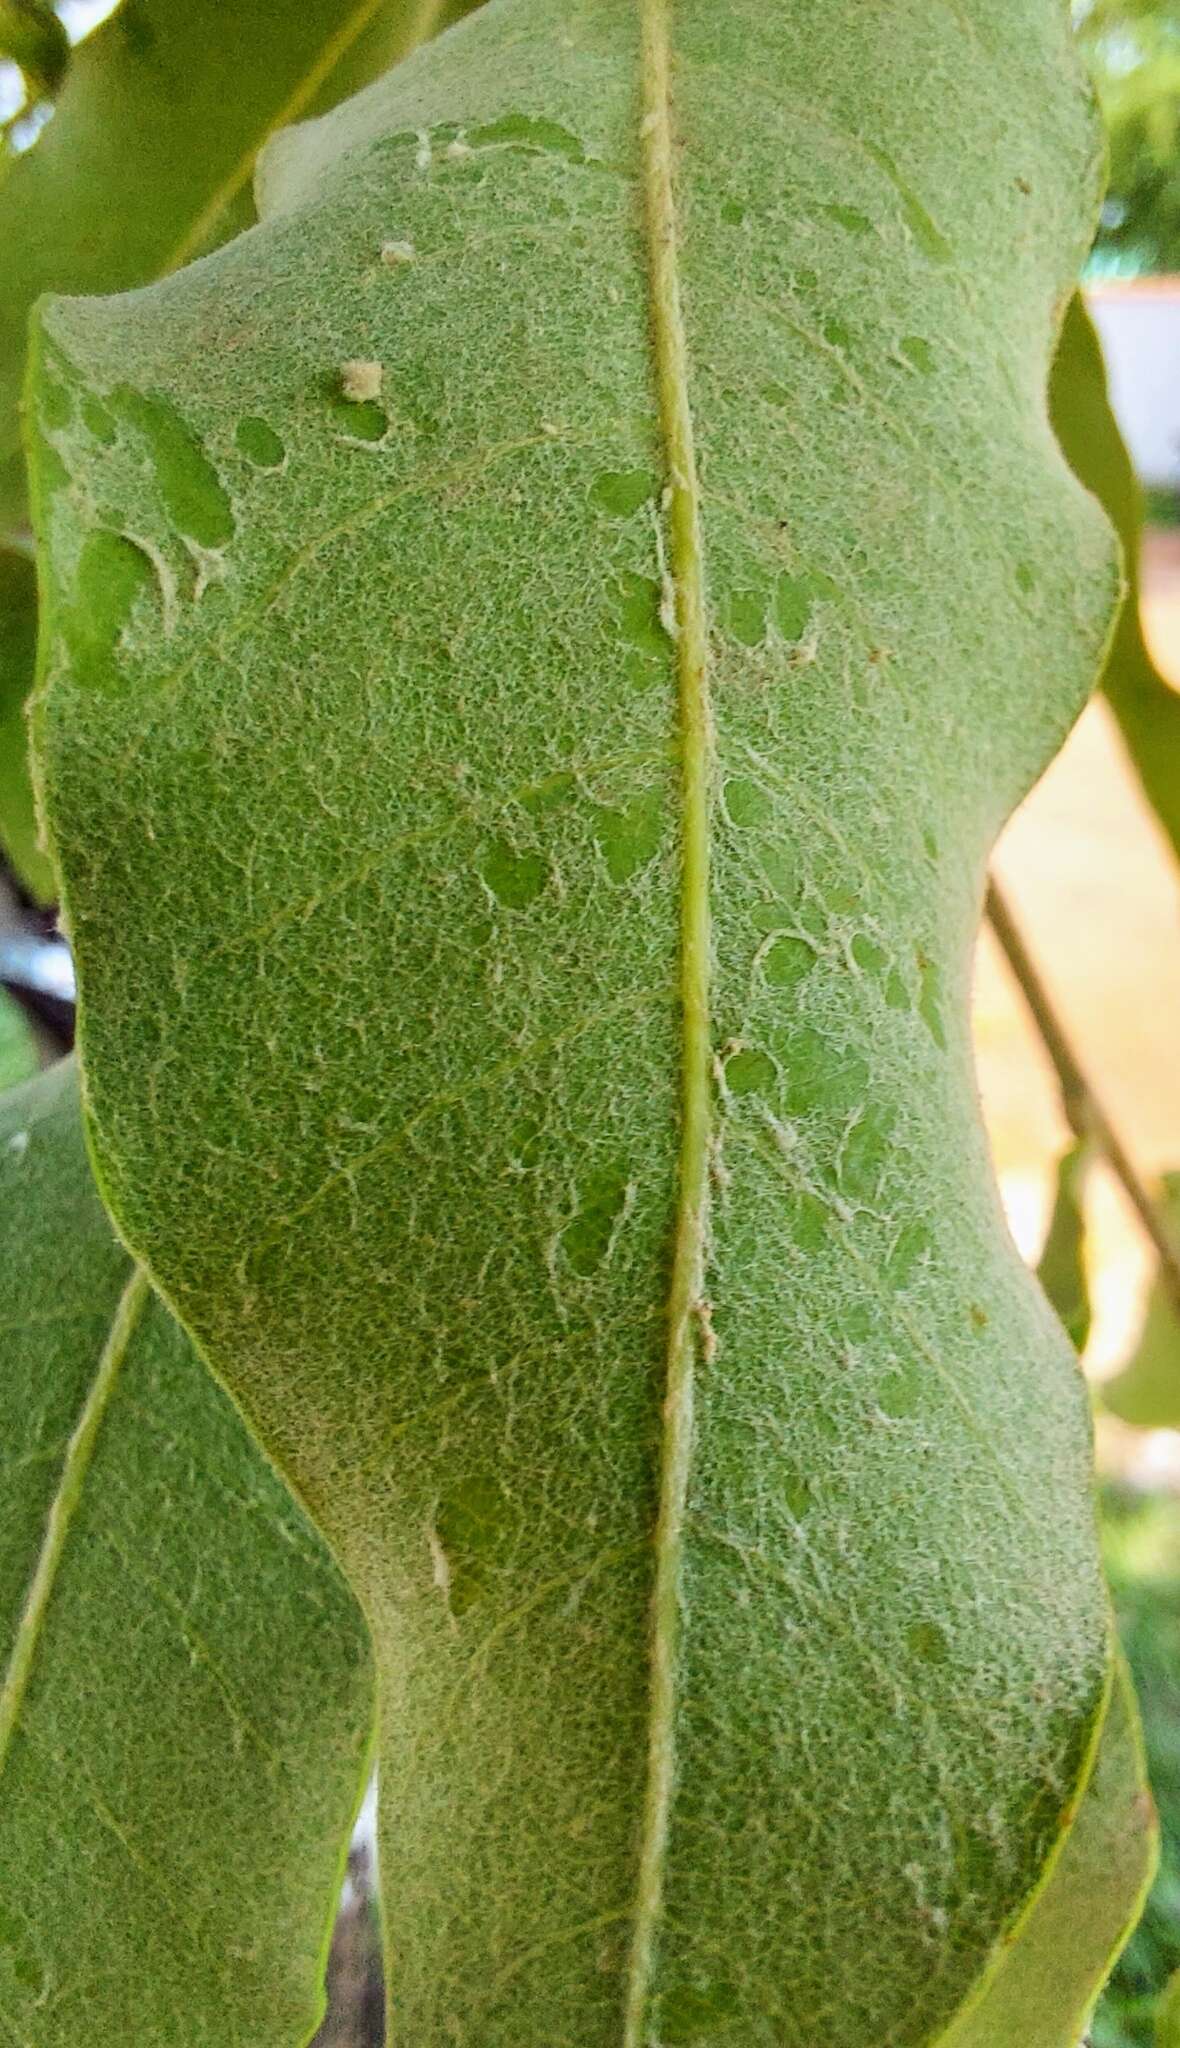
left=30, top=1, right=1128, bottom=2041
left=0, top=1061, right=374, bottom=2046
left=944, top=1653, right=1156, bottom=2048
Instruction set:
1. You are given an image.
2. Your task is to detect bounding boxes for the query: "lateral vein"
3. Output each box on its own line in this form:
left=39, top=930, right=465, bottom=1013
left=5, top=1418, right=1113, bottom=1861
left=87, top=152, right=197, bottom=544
left=0, top=1265, right=149, bottom=1776
left=626, top=0, right=713, bottom=2040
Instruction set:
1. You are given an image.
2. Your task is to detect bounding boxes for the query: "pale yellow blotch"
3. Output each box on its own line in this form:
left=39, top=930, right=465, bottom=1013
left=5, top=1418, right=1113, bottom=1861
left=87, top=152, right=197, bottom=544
left=380, top=239, right=416, bottom=267
left=339, top=359, right=383, bottom=403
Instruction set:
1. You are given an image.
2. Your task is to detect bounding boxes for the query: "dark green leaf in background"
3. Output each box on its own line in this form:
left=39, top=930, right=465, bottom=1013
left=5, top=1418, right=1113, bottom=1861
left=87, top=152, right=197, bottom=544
left=1050, top=295, right=1180, bottom=871
left=0, top=1060, right=375, bottom=2047
left=0, top=543, right=54, bottom=900
left=1103, top=1176, right=1180, bottom=1429
left=1038, top=1137, right=1095, bottom=1353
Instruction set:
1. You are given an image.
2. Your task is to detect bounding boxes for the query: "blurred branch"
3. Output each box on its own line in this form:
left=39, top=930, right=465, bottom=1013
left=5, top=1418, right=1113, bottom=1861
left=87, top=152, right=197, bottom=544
left=985, top=878, right=1180, bottom=1320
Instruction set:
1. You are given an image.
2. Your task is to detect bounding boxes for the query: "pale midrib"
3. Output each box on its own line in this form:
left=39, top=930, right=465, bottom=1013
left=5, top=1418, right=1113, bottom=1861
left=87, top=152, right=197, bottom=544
left=625, top=0, right=712, bottom=2042
left=0, top=1265, right=149, bottom=1776
left=163, top=0, right=447, bottom=275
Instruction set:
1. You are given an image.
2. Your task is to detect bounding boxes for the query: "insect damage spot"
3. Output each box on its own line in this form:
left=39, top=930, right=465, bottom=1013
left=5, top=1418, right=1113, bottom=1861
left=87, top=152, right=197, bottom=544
left=724, top=587, right=768, bottom=647
left=480, top=838, right=548, bottom=909
left=763, top=936, right=815, bottom=988
left=723, top=777, right=773, bottom=828
left=592, top=788, right=664, bottom=883
left=63, top=530, right=158, bottom=692
left=81, top=392, right=116, bottom=444
left=824, top=203, right=874, bottom=236
left=617, top=571, right=673, bottom=657
left=562, top=1166, right=630, bottom=1275
left=886, top=1220, right=933, bottom=1288
left=657, top=1979, right=741, bottom=2043
left=469, top=113, right=586, bottom=162
left=899, top=335, right=936, bottom=376
left=917, top=956, right=948, bottom=1049
left=433, top=1476, right=516, bottom=1617
left=590, top=469, right=654, bottom=518
left=865, top=143, right=954, bottom=265
left=724, top=1047, right=777, bottom=1099
left=235, top=417, right=285, bottom=468
left=908, top=1620, right=950, bottom=1665
left=108, top=386, right=234, bottom=547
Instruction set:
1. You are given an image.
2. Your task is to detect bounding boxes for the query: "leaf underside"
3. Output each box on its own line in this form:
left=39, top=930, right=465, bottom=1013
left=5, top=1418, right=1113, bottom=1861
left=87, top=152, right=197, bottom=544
left=28, top=0, right=1139, bottom=2041
left=0, top=1062, right=375, bottom=2047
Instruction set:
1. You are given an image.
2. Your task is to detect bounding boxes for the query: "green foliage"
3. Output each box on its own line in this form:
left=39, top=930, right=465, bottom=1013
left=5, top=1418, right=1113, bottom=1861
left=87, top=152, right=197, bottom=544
left=0, top=544, right=54, bottom=900
left=0, top=987, right=36, bottom=1090
left=0, top=0, right=68, bottom=104
left=0, top=1059, right=374, bottom=2046
left=1050, top=294, right=1180, bottom=872
left=1102, top=1177, right=1180, bottom=1427
left=1094, top=1492, right=1180, bottom=2048
left=1076, top=0, right=1180, bottom=274
left=1039, top=1139, right=1095, bottom=1352
left=21, top=0, right=1150, bottom=2039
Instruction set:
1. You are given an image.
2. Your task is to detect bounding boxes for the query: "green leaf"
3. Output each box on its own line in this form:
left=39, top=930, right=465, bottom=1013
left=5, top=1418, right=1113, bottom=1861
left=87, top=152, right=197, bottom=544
left=27, top=1, right=1132, bottom=2039
left=1038, top=1139, right=1094, bottom=1353
left=943, top=1652, right=1156, bottom=2048
left=0, top=986, right=37, bottom=1090
left=0, top=0, right=479, bottom=510
left=1050, top=295, right=1180, bottom=870
left=1102, top=1175, right=1180, bottom=1429
left=0, top=546, right=55, bottom=901
left=0, top=1059, right=375, bottom=2046
left=0, top=0, right=69, bottom=102
left=1158, top=1967, right=1180, bottom=2048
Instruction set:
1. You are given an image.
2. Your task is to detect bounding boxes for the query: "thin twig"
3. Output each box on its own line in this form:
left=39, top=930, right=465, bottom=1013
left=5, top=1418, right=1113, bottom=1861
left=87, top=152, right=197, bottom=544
left=985, top=878, right=1180, bottom=1321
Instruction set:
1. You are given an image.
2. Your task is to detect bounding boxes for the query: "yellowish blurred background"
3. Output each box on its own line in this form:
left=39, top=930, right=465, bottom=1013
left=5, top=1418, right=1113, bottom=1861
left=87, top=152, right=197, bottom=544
left=977, top=530, right=1180, bottom=1436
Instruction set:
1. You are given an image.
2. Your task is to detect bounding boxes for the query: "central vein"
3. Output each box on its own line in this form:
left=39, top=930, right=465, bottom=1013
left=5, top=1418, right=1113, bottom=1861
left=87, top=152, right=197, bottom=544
left=626, top=0, right=713, bottom=2039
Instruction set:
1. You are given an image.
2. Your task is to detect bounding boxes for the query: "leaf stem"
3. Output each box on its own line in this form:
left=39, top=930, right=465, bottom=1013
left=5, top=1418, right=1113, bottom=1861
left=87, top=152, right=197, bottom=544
left=626, top=0, right=713, bottom=2039
left=985, top=878, right=1180, bottom=1320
